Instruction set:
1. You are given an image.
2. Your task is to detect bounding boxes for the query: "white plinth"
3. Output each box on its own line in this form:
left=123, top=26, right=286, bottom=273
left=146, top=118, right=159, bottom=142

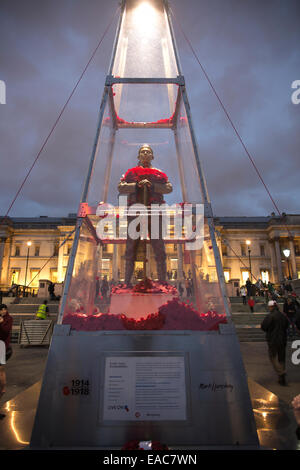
left=109, top=292, right=174, bottom=319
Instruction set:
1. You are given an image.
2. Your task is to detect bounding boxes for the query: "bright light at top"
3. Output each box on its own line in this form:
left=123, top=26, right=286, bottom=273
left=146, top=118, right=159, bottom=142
left=132, top=2, right=158, bottom=34
left=246, top=240, right=251, bottom=245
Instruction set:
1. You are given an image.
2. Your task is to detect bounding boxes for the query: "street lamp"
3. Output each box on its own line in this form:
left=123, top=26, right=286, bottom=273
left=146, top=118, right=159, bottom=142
left=24, top=241, right=32, bottom=289
left=246, top=240, right=252, bottom=282
left=283, top=248, right=292, bottom=280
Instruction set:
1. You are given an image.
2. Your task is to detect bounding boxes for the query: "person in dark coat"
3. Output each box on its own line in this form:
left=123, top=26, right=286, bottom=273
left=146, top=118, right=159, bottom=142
left=246, top=278, right=252, bottom=297
left=0, top=304, right=13, bottom=419
left=100, top=276, right=109, bottom=300
left=261, top=300, right=291, bottom=386
left=48, top=282, right=55, bottom=300
left=178, top=282, right=184, bottom=297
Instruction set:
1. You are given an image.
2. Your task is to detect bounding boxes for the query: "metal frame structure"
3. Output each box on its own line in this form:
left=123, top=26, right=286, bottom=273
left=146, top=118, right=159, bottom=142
left=58, top=0, right=231, bottom=323
left=31, top=0, right=259, bottom=449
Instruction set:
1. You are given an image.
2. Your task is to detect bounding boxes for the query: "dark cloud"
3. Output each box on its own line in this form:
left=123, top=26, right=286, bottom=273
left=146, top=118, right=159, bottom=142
left=0, top=0, right=299, bottom=218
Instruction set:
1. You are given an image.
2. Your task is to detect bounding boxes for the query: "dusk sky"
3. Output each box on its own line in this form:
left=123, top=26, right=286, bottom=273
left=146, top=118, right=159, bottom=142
left=1, top=0, right=299, bottom=218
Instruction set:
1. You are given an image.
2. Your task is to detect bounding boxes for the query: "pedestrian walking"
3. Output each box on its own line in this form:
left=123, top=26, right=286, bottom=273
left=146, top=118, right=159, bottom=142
left=240, top=286, right=247, bottom=305
left=178, top=282, right=184, bottom=297
left=248, top=296, right=255, bottom=313
left=101, top=276, right=109, bottom=300
left=246, top=278, right=252, bottom=297
left=95, top=276, right=100, bottom=303
left=283, top=296, right=298, bottom=337
left=48, top=282, right=55, bottom=300
left=0, top=304, right=13, bottom=420
left=35, top=300, right=49, bottom=320
left=261, top=300, right=292, bottom=385
left=185, top=279, right=190, bottom=297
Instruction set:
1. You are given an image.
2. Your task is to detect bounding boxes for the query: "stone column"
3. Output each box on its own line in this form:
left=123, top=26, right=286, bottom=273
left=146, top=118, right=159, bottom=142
left=57, top=238, right=65, bottom=283
left=289, top=238, right=297, bottom=279
left=177, top=243, right=184, bottom=280
left=268, top=239, right=277, bottom=283
left=112, top=244, right=118, bottom=281
left=274, top=237, right=283, bottom=282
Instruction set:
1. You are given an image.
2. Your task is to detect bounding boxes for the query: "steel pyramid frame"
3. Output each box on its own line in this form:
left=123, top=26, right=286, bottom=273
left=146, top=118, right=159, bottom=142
left=30, top=0, right=259, bottom=449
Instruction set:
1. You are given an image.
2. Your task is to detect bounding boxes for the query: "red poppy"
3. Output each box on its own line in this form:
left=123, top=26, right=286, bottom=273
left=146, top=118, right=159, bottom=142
left=122, top=166, right=168, bottom=183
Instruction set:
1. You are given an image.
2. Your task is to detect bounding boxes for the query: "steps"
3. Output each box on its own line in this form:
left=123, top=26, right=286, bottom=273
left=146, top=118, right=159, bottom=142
left=231, top=312, right=266, bottom=342
left=229, top=296, right=288, bottom=342
left=8, top=300, right=59, bottom=343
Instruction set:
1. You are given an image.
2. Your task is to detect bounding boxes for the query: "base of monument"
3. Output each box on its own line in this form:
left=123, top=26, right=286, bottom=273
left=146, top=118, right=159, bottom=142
left=30, top=323, right=261, bottom=449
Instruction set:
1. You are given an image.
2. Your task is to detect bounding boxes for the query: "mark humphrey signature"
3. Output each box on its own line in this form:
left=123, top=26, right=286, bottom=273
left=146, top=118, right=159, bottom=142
left=199, top=383, right=234, bottom=393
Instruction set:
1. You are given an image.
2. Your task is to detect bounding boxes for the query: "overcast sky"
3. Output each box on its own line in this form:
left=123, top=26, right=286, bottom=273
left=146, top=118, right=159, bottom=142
left=0, top=0, right=299, bottom=218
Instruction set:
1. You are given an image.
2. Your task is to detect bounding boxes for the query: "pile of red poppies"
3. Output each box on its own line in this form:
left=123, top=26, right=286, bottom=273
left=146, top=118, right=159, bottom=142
left=63, top=297, right=227, bottom=332
left=62, top=312, right=125, bottom=331
left=121, top=311, right=165, bottom=330
left=159, top=298, right=227, bottom=331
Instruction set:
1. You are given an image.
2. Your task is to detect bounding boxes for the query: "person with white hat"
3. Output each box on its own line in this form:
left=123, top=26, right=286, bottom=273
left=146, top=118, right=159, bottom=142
left=261, top=300, right=290, bottom=386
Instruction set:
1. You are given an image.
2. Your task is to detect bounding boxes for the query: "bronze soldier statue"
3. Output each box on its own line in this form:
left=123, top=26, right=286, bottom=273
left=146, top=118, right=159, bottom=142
left=118, top=144, right=172, bottom=285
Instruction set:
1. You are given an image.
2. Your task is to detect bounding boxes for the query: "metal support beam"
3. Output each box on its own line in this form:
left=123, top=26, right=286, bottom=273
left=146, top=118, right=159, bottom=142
left=80, top=86, right=109, bottom=203
left=57, top=218, right=83, bottom=324
left=101, top=127, right=117, bottom=203
left=107, top=1, right=126, bottom=76
left=105, top=75, right=185, bottom=86
left=163, top=0, right=183, bottom=75
left=117, top=121, right=173, bottom=129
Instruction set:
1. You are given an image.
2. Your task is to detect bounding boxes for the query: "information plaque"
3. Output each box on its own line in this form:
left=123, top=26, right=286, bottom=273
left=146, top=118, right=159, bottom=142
left=102, top=355, right=187, bottom=421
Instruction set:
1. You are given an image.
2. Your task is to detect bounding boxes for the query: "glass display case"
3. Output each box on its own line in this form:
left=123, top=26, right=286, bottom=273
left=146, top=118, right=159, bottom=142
left=59, top=0, right=229, bottom=333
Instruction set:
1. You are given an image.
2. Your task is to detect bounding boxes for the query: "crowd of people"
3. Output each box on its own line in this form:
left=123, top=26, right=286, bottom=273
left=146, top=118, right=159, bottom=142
left=239, top=278, right=294, bottom=302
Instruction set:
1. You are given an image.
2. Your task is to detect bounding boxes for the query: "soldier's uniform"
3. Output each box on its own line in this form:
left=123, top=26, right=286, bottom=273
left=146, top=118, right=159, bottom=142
left=118, top=165, right=172, bottom=284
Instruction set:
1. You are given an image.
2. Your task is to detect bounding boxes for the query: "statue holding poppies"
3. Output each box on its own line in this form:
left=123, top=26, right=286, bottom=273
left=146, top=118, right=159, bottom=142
left=118, top=144, right=173, bottom=285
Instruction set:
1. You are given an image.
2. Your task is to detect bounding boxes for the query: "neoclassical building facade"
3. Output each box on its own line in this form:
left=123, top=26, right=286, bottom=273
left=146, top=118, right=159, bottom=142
left=0, top=213, right=300, bottom=292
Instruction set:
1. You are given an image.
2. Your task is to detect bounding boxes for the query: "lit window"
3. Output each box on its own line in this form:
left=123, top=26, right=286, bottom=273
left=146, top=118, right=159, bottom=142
left=223, top=270, right=230, bottom=282
left=261, top=270, right=269, bottom=284
left=242, top=271, right=250, bottom=283
left=170, top=259, right=178, bottom=270
left=30, top=270, right=39, bottom=288
left=222, top=245, right=228, bottom=257
left=102, top=259, right=110, bottom=270
left=50, top=270, right=58, bottom=283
